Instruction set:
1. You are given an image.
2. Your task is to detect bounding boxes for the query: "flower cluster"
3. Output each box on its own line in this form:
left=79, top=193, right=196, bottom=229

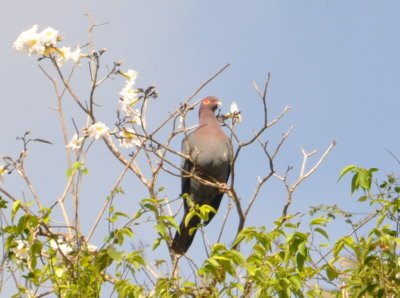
left=226, top=101, right=242, bottom=124
left=119, top=128, right=141, bottom=148
left=13, top=25, right=82, bottom=66
left=119, top=70, right=141, bottom=117
left=50, top=239, right=73, bottom=255
left=14, top=25, right=144, bottom=152
left=117, top=69, right=144, bottom=147
left=230, top=102, right=242, bottom=123
left=66, top=122, right=110, bottom=152
left=55, top=46, right=82, bottom=66
left=12, top=240, right=29, bottom=262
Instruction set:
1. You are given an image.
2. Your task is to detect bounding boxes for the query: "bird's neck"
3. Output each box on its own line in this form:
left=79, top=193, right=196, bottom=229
left=199, top=109, right=219, bottom=127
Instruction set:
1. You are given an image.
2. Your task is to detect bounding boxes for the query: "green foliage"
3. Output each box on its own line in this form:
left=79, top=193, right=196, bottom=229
left=338, top=165, right=378, bottom=194
left=2, top=146, right=399, bottom=296
left=66, top=161, right=88, bottom=178
left=329, top=166, right=400, bottom=296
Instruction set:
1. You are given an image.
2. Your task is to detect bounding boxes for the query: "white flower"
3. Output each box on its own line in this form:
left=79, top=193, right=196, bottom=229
left=86, top=243, right=98, bottom=253
left=120, top=69, right=138, bottom=85
left=12, top=240, right=29, bottom=261
left=119, top=69, right=140, bottom=113
left=120, top=86, right=139, bottom=108
left=66, top=133, right=84, bottom=151
left=70, top=46, right=81, bottom=65
left=13, top=24, right=44, bottom=55
left=55, top=46, right=81, bottom=67
left=0, top=166, right=6, bottom=184
left=56, top=46, right=71, bottom=66
left=130, top=109, right=143, bottom=126
left=38, top=26, right=60, bottom=46
left=230, top=101, right=242, bottom=123
left=87, top=122, right=109, bottom=140
left=119, top=128, right=141, bottom=148
left=13, top=25, right=61, bottom=56
left=50, top=239, right=73, bottom=255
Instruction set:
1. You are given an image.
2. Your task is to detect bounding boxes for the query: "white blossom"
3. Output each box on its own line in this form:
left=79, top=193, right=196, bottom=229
left=230, top=101, right=242, bottom=123
left=120, top=69, right=138, bottom=85
left=50, top=239, right=73, bottom=255
left=12, top=240, right=29, bottom=261
left=119, top=128, right=141, bottom=148
left=130, top=109, right=143, bottom=126
left=120, top=86, right=139, bottom=108
left=13, top=24, right=44, bottom=55
left=87, top=122, right=110, bottom=140
left=66, top=133, right=84, bottom=151
left=38, top=26, right=61, bottom=46
left=55, top=45, right=81, bottom=66
left=119, top=69, right=140, bottom=114
left=86, top=243, right=98, bottom=253
left=56, top=46, right=71, bottom=66
left=70, top=46, right=81, bottom=65
left=13, top=25, right=82, bottom=68
left=13, top=25, right=61, bottom=56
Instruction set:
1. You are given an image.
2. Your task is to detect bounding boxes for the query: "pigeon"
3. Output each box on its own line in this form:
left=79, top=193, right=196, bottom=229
left=172, top=96, right=232, bottom=254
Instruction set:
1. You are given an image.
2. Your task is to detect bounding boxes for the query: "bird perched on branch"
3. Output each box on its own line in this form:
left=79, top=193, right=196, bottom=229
left=172, top=96, right=233, bottom=254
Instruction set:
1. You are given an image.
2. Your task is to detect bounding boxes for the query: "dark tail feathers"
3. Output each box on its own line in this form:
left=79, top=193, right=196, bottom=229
left=171, top=214, right=201, bottom=254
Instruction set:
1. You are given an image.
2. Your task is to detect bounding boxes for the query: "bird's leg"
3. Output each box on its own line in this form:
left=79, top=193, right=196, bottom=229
left=218, top=182, right=230, bottom=193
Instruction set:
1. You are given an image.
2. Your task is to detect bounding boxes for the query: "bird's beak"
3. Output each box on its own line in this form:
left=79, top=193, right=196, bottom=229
left=217, top=100, right=222, bottom=106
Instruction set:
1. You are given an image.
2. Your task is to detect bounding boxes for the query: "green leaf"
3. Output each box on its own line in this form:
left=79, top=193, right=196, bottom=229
left=11, top=201, right=22, bottom=222
left=0, top=197, right=8, bottom=209
left=326, top=265, right=338, bottom=281
left=107, top=246, right=124, bottom=262
left=358, top=168, right=372, bottom=191
left=289, top=274, right=302, bottom=289
left=199, top=204, right=217, bottom=220
left=333, top=239, right=345, bottom=258
left=154, top=223, right=166, bottom=238
left=314, top=228, right=329, bottom=240
left=296, top=252, right=306, bottom=272
left=152, top=238, right=161, bottom=250
left=358, top=195, right=368, bottom=202
left=160, top=216, right=180, bottom=232
left=338, top=165, right=357, bottom=181
left=114, top=212, right=130, bottom=219
left=185, top=210, right=197, bottom=227
left=310, top=217, right=330, bottom=226
left=351, top=173, right=359, bottom=194
left=188, top=226, right=198, bottom=236
left=66, top=161, right=88, bottom=177
left=132, top=211, right=142, bottom=220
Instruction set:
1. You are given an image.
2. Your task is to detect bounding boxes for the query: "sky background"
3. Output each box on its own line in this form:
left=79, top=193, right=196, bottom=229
left=1, top=0, right=400, bottom=295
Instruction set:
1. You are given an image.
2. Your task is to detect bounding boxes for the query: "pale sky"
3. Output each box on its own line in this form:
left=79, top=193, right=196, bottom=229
left=1, top=1, right=400, bottom=294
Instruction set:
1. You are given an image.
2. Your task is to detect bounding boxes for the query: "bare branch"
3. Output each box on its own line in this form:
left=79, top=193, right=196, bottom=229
left=281, top=141, right=336, bottom=218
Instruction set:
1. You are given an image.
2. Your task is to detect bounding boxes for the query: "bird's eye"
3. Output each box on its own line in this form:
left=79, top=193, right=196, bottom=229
left=203, top=99, right=210, bottom=104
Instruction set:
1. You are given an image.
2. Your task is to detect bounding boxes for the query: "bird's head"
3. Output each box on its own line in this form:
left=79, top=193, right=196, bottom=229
left=200, top=96, right=221, bottom=112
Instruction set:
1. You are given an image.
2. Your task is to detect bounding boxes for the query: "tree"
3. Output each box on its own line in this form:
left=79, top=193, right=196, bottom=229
left=0, top=22, right=398, bottom=297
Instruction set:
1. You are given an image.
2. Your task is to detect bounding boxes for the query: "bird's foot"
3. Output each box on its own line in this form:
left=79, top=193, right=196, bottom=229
left=218, top=182, right=230, bottom=193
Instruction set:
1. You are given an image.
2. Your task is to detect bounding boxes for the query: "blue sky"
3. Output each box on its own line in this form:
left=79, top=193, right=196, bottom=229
left=1, top=0, right=400, bottom=293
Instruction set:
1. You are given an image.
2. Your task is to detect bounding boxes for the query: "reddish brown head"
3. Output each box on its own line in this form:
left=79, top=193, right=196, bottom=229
left=199, top=96, right=221, bottom=121
left=201, top=96, right=221, bottom=110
